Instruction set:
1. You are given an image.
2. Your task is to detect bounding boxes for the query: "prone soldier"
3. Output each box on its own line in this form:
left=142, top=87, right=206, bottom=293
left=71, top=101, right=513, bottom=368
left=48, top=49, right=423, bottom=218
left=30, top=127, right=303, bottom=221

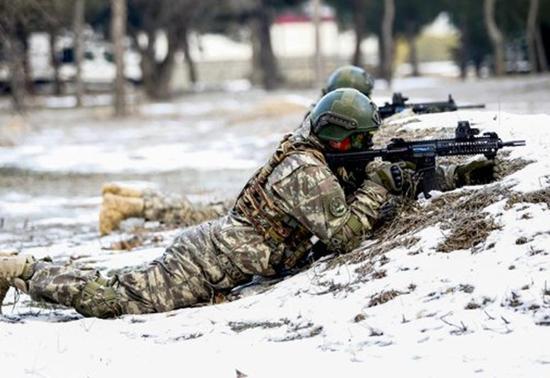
left=0, top=88, right=498, bottom=318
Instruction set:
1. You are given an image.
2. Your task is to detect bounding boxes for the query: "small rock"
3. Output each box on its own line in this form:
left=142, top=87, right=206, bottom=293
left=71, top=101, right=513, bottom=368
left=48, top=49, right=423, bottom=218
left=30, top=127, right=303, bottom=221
left=516, top=236, right=528, bottom=245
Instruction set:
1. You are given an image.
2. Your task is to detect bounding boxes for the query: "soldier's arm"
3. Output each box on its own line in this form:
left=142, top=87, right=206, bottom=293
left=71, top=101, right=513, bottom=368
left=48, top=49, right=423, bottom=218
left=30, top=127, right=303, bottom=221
left=269, top=158, right=388, bottom=254
left=434, top=164, right=458, bottom=192
left=435, top=159, right=498, bottom=192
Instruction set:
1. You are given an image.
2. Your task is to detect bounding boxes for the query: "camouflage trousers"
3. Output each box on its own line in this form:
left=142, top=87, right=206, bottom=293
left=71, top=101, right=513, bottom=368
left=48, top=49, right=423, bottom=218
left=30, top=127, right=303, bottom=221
left=26, top=222, right=250, bottom=318
left=143, top=190, right=230, bottom=227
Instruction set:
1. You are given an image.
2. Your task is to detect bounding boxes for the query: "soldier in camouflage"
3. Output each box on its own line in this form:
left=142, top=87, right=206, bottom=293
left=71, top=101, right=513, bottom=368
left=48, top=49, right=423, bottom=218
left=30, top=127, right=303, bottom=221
left=99, top=183, right=230, bottom=235
left=0, top=88, right=495, bottom=318
left=99, top=65, right=376, bottom=235
left=322, top=65, right=375, bottom=97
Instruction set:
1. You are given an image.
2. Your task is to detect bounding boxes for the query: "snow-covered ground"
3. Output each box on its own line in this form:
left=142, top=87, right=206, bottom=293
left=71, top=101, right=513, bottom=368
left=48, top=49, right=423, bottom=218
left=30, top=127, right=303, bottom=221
left=1, top=80, right=550, bottom=377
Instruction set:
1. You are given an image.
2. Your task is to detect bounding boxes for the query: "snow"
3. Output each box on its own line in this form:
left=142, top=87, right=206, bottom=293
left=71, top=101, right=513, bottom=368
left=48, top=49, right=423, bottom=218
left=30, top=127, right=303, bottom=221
left=1, top=90, right=550, bottom=377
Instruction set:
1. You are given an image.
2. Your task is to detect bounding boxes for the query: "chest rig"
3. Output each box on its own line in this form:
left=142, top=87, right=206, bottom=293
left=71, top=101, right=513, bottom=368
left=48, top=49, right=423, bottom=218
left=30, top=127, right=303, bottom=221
left=233, top=134, right=326, bottom=270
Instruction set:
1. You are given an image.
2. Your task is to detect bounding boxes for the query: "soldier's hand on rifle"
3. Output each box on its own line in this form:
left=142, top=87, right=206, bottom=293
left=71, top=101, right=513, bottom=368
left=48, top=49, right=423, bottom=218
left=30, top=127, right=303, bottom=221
left=455, top=159, right=497, bottom=187
left=376, top=195, right=403, bottom=226
left=368, top=161, right=415, bottom=195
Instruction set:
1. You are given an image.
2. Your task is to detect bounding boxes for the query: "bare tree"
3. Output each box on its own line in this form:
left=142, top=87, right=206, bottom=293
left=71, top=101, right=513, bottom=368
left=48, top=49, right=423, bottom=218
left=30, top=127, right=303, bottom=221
left=73, top=0, right=85, bottom=105
left=351, top=0, right=367, bottom=67
left=0, top=1, right=36, bottom=112
left=484, top=0, right=505, bottom=76
left=43, top=0, right=72, bottom=96
left=380, top=0, right=395, bottom=82
left=111, top=0, right=126, bottom=116
left=250, top=3, right=281, bottom=90
left=535, top=27, right=548, bottom=72
left=312, top=0, right=323, bottom=84
left=128, top=0, right=210, bottom=98
left=180, top=25, right=197, bottom=85
left=47, top=24, right=62, bottom=95
left=525, top=0, right=547, bottom=73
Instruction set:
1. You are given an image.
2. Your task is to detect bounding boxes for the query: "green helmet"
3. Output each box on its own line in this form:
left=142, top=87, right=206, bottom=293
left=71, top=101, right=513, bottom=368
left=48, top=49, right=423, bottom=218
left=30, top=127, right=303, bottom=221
left=310, top=88, right=380, bottom=143
left=323, top=65, right=375, bottom=97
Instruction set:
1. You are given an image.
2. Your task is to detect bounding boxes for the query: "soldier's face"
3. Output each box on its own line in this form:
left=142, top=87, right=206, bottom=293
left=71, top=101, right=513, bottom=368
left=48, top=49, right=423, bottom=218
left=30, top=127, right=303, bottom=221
left=328, top=133, right=372, bottom=152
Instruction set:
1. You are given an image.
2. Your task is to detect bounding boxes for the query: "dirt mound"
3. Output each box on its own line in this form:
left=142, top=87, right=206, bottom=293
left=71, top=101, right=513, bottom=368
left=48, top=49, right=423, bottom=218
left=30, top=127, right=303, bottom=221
left=328, top=156, right=535, bottom=268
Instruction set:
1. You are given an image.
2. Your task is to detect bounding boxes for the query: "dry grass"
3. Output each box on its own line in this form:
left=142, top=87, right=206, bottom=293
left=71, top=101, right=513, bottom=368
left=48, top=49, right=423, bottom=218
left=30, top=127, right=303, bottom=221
left=368, top=289, right=402, bottom=307
left=329, top=185, right=509, bottom=269
left=506, top=188, right=550, bottom=209
left=494, top=154, right=534, bottom=180
left=330, top=155, right=536, bottom=266
left=436, top=213, right=500, bottom=253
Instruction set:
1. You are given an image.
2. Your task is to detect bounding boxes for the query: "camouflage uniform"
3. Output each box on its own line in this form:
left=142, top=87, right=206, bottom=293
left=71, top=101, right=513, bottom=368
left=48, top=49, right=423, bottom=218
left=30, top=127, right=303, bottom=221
left=22, top=121, right=391, bottom=318
left=142, top=190, right=230, bottom=227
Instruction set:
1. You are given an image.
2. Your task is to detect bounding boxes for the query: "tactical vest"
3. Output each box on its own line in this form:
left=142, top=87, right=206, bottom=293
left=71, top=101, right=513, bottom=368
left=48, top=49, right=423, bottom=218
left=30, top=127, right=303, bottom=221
left=233, top=134, right=326, bottom=270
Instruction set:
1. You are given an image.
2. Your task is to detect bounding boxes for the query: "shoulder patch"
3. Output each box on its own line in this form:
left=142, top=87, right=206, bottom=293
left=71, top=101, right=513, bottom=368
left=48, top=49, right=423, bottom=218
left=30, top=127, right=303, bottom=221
left=267, top=152, right=325, bottom=187
left=328, top=193, right=347, bottom=217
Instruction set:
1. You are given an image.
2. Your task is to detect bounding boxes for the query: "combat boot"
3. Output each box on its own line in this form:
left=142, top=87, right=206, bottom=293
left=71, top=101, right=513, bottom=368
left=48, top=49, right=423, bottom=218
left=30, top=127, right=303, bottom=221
left=101, top=182, right=143, bottom=198
left=99, top=193, right=145, bottom=236
left=0, top=253, right=35, bottom=313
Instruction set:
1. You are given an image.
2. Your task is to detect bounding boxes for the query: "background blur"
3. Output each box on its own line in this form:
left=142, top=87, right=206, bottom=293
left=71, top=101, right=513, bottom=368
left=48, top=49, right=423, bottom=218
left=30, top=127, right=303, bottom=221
left=0, top=0, right=549, bottom=247
left=0, top=0, right=549, bottom=114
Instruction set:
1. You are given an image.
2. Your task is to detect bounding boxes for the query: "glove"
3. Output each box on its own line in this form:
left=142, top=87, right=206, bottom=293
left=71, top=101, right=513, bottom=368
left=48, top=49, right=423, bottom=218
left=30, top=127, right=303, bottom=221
left=375, top=195, right=403, bottom=226
left=368, top=161, right=415, bottom=195
left=455, top=159, right=495, bottom=187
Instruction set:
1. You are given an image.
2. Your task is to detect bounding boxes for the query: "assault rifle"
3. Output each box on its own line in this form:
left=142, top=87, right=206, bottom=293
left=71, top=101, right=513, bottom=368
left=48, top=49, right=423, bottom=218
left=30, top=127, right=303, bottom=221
left=378, top=93, right=486, bottom=119
left=326, top=121, right=525, bottom=198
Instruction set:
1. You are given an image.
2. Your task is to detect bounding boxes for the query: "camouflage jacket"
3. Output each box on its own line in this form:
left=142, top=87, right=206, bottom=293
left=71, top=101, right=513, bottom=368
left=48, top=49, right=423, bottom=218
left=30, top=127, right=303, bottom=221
left=210, top=124, right=389, bottom=278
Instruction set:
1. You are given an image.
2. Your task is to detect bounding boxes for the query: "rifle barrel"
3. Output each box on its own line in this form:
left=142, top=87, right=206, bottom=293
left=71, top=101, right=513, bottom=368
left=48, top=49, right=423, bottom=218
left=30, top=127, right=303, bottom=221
left=502, top=140, right=526, bottom=147
left=457, top=104, right=486, bottom=109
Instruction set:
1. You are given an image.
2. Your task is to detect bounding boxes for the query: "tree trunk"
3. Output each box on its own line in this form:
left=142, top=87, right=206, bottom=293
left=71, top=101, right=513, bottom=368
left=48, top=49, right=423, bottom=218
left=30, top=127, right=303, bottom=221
left=381, top=0, right=395, bottom=83
left=377, top=35, right=384, bottom=77
left=6, top=36, right=26, bottom=112
left=181, top=27, right=197, bottom=85
left=74, top=0, right=85, bottom=106
left=139, top=30, right=176, bottom=100
left=250, top=4, right=281, bottom=90
left=535, top=27, right=548, bottom=72
left=475, top=61, right=483, bottom=78
left=484, top=0, right=505, bottom=76
left=351, top=0, right=366, bottom=67
left=18, top=27, right=34, bottom=95
left=139, top=31, right=156, bottom=98
left=111, top=0, right=127, bottom=116
left=457, top=20, right=469, bottom=80
left=48, top=29, right=62, bottom=95
left=526, top=0, right=539, bottom=73
left=407, top=33, right=419, bottom=76
left=313, top=0, right=323, bottom=84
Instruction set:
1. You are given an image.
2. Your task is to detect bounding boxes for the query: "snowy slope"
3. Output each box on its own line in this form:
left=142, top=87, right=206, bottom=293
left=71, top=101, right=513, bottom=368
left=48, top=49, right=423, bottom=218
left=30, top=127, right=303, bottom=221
left=1, top=109, right=550, bottom=378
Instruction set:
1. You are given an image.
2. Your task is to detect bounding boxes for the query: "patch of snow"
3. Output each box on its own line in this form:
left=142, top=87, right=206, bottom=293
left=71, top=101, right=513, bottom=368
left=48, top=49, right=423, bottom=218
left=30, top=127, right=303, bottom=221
left=1, top=100, right=550, bottom=377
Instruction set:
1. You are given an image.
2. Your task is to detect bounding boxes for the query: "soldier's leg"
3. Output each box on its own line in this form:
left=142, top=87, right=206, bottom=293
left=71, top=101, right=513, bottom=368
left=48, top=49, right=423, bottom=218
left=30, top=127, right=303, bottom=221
left=25, top=261, right=157, bottom=318
left=99, top=183, right=230, bottom=235
left=1, top=256, right=205, bottom=318
left=2, top=225, right=248, bottom=318
left=142, top=189, right=229, bottom=227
